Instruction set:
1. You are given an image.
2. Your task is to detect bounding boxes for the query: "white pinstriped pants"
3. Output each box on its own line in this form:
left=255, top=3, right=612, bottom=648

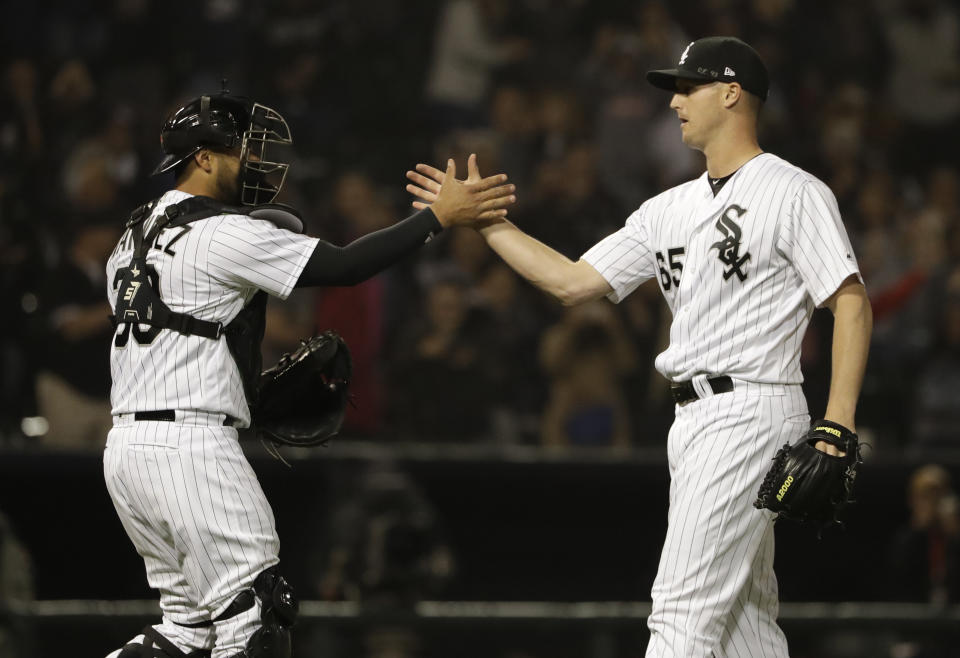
left=646, top=379, right=805, bottom=658
left=104, top=420, right=279, bottom=656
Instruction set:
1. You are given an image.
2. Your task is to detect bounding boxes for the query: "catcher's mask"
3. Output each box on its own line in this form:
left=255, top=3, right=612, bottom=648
left=152, top=93, right=293, bottom=205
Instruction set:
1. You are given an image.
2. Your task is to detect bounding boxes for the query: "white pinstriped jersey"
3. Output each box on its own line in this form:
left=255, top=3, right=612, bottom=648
left=582, top=152, right=861, bottom=384
left=105, top=190, right=319, bottom=425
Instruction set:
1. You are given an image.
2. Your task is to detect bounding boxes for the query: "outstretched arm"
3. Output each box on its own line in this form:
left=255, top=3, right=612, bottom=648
left=296, top=208, right=442, bottom=287
left=407, top=156, right=612, bottom=306
left=476, top=221, right=613, bottom=306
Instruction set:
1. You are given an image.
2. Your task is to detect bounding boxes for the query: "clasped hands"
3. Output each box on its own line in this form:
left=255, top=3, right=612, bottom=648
left=406, top=153, right=515, bottom=229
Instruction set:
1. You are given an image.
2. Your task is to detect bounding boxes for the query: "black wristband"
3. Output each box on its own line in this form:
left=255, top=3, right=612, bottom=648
left=811, top=419, right=856, bottom=439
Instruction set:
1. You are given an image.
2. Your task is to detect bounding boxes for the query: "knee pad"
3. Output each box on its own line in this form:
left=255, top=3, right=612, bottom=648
left=221, top=567, right=299, bottom=658
left=112, top=627, right=211, bottom=658
left=253, top=567, right=299, bottom=630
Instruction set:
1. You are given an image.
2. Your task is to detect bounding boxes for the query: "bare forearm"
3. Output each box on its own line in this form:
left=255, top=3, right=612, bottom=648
left=479, top=220, right=610, bottom=305
left=823, top=284, right=873, bottom=431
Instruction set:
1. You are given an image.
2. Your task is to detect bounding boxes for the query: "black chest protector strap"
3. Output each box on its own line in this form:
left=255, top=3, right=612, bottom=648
left=113, top=199, right=228, bottom=339
left=112, top=197, right=305, bottom=339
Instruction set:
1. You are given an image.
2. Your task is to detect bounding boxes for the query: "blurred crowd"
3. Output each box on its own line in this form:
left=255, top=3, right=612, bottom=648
left=2, top=2, right=960, bottom=653
left=1, top=0, right=959, bottom=459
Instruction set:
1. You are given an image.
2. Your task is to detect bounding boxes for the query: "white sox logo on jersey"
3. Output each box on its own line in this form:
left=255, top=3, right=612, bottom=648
left=710, top=204, right=751, bottom=281
left=581, top=152, right=862, bottom=386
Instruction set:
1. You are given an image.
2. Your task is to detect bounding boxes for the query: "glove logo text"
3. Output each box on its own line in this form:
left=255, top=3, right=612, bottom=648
left=776, top=475, right=794, bottom=502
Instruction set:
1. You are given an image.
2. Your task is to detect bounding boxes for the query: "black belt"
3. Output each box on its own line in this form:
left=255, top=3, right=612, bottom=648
left=133, top=410, right=239, bottom=426
left=670, top=376, right=734, bottom=406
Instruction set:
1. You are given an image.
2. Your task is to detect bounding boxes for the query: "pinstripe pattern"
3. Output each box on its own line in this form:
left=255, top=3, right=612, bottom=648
left=105, top=190, right=319, bottom=425
left=103, top=190, right=317, bottom=656
left=582, top=153, right=861, bottom=384
left=104, top=421, right=279, bottom=655
left=580, top=153, right=862, bottom=656
left=648, top=385, right=805, bottom=657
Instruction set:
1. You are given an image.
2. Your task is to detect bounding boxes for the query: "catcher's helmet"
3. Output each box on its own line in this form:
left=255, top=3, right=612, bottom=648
left=152, top=93, right=293, bottom=205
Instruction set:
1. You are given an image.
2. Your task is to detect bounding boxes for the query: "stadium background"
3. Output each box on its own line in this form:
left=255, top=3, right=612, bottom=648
left=1, top=0, right=960, bottom=656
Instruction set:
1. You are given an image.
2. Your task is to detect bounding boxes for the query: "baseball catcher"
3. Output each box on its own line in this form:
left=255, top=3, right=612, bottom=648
left=105, top=87, right=515, bottom=658
left=754, top=419, right=864, bottom=524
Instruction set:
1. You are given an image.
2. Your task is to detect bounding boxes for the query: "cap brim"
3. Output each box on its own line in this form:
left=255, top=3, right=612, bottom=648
left=646, top=68, right=714, bottom=92
left=151, top=153, right=183, bottom=176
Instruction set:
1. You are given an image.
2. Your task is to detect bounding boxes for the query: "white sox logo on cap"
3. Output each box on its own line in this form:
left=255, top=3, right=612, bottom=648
left=648, top=36, right=770, bottom=101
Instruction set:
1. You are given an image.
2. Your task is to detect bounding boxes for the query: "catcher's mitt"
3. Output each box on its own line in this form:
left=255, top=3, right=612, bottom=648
left=754, top=419, right=863, bottom=525
left=254, top=331, right=352, bottom=447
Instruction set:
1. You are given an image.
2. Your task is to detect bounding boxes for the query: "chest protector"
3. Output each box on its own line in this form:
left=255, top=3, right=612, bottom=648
left=112, top=195, right=304, bottom=409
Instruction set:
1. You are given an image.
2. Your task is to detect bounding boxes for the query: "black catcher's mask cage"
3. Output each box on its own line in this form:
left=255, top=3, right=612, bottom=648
left=153, top=94, right=293, bottom=206
left=240, top=103, right=292, bottom=206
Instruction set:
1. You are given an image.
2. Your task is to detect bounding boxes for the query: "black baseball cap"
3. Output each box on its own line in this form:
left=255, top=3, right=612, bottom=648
left=646, top=36, right=769, bottom=101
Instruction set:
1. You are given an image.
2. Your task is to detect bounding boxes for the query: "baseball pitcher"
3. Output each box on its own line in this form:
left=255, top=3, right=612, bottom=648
left=407, top=37, right=872, bottom=657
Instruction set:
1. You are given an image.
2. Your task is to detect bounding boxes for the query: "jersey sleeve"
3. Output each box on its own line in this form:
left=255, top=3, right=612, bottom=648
left=580, top=204, right=657, bottom=303
left=777, top=179, right=862, bottom=306
left=207, top=216, right=320, bottom=299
